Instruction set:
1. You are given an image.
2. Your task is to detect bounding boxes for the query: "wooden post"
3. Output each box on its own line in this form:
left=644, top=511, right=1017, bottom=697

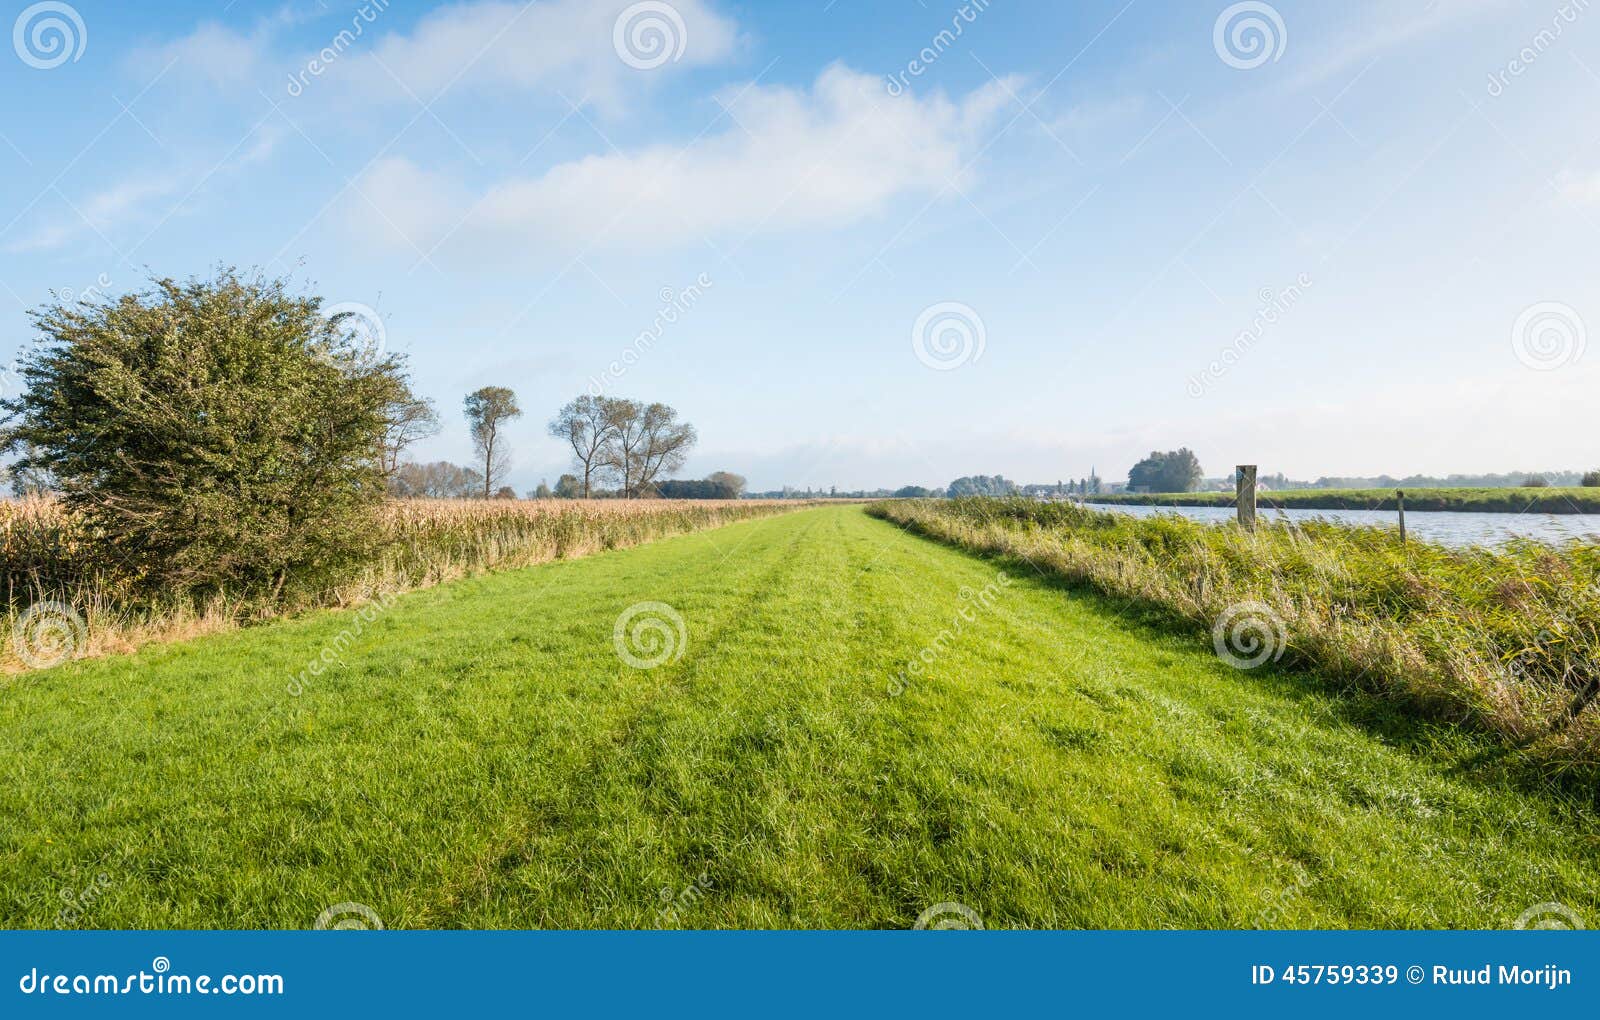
left=1236, top=465, right=1257, bottom=531
left=1396, top=489, right=1407, bottom=545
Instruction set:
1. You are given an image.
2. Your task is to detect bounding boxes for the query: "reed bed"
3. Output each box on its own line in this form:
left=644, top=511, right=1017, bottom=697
left=871, top=497, right=1600, bottom=776
left=1, top=496, right=825, bottom=672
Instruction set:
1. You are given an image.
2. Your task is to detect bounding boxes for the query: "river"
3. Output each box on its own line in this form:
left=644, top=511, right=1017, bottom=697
left=1083, top=502, right=1600, bottom=548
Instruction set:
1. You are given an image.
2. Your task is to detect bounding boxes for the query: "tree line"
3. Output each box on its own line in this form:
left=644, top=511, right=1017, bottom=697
left=382, top=389, right=737, bottom=500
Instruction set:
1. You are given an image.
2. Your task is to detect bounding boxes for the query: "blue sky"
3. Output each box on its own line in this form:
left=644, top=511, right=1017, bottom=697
left=1, top=0, right=1596, bottom=491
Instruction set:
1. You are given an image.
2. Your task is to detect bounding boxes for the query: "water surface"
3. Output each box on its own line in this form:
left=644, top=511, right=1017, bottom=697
left=1084, top=501, right=1600, bottom=548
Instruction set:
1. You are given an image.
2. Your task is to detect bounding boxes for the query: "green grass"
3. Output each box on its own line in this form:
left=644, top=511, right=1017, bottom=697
left=3, top=506, right=1597, bottom=929
left=1090, top=486, right=1600, bottom=513
left=873, top=498, right=1600, bottom=776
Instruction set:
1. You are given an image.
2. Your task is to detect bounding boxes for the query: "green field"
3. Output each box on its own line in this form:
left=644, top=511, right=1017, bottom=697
left=1090, top=487, right=1600, bottom=513
left=3, top=506, right=1597, bottom=929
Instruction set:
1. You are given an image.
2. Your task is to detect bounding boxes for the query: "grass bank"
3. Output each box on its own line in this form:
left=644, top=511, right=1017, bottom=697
left=3, top=506, right=1597, bottom=928
left=0, top=496, right=821, bottom=672
left=870, top=498, right=1600, bottom=780
left=1090, top=487, right=1600, bottom=514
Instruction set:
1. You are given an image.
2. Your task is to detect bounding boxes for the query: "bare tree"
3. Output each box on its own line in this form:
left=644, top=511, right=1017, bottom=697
left=548, top=394, right=621, bottom=497
left=601, top=398, right=645, bottom=497
left=634, top=403, right=696, bottom=495
left=389, top=460, right=483, bottom=498
left=602, top=400, right=696, bottom=497
left=463, top=386, right=522, bottom=499
left=382, top=394, right=440, bottom=475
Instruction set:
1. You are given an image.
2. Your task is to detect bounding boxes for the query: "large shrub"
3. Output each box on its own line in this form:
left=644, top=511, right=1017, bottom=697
left=1, top=270, right=408, bottom=595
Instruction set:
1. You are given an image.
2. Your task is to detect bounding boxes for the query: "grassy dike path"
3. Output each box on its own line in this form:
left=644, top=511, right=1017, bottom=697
left=2, top=507, right=1596, bottom=929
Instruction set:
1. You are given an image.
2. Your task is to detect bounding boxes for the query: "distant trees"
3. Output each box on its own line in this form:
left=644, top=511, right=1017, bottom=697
left=655, top=472, right=746, bottom=499
left=894, top=485, right=935, bottom=498
left=531, top=480, right=553, bottom=499
left=381, top=393, right=440, bottom=475
left=389, top=461, right=484, bottom=498
left=1584, top=471, right=1600, bottom=488
left=1305, top=471, right=1587, bottom=489
left=548, top=394, right=619, bottom=498
left=6, top=446, right=55, bottom=497
left=1029, top=473, right=1102, bottom=498
left=390, top=387, right=710, bottom=502
left=608, top=400, right=696, bottom=497
left=1127, top=449, right=1203, bottom=493
left=494, top=486, right=518, bottom=500
left=947, top=475, right=1017, bottom=497
left=0, top=269, right=408, bottom=591
left=708, top=471, right=746, bottom=498
left=1523, top=476, right=1550, bottom=488
left=464, top=386, right=522, bottom=500
left=547, top=395, right=697, bottom=498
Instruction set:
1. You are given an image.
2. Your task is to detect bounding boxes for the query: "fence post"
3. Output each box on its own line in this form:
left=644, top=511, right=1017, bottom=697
left=1396, top=488, right=1407, bottom=545
left=1236, top=465, right=1257, bottom=531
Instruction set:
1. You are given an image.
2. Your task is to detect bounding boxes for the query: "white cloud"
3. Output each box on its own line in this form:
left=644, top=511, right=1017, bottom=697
left=128, top=0, right=737, bottom=104
left=351, top=65, right=1018, bottom=256
left=1556, top=168, right=1600, bottom=207
left=128, top=18, right=284, bottom=89
left=1286, top=0, right=1513, bottom=91
left=337, top=0, right=738, bottom=106
left=1050, top=93, right=1146, bottom=137
left=5, top=178, right=179, bottom=253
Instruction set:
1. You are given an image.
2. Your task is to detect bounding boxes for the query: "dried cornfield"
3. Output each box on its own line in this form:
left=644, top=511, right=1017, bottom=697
left=1, top=496, right=829, bottom=672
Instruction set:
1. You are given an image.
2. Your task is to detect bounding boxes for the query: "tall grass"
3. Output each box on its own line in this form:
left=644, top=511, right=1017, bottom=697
left=1, top=496, right=824, bottom=671
left=871, top=497, right=1600, bottom=776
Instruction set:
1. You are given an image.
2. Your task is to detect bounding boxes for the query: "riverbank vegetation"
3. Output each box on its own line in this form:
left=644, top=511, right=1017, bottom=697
left=870, top=498, right=1600, bottom=784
